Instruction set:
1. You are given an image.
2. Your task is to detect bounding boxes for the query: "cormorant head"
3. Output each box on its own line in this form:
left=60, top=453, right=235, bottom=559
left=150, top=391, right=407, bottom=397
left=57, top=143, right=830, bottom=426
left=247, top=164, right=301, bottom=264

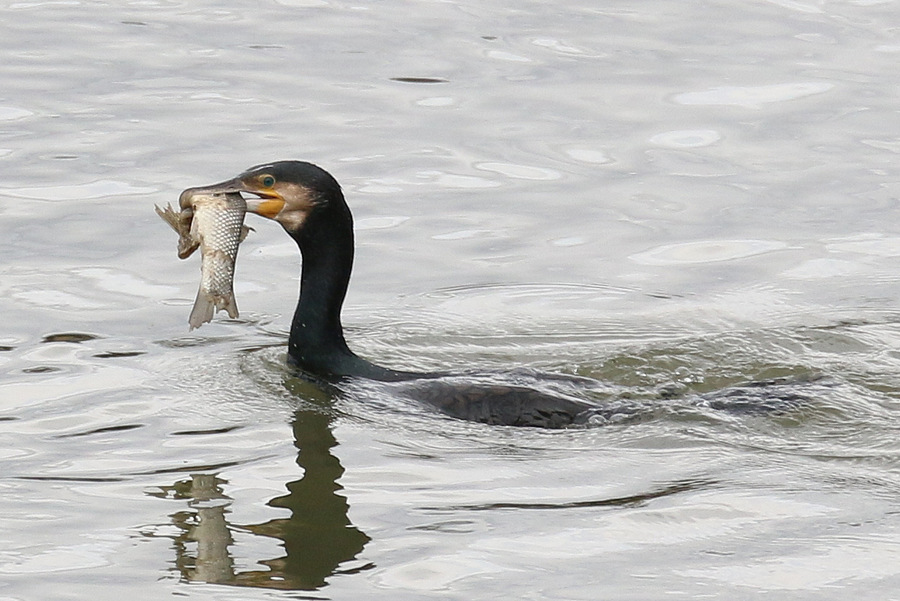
left=184, top=160, right=344, bottom=233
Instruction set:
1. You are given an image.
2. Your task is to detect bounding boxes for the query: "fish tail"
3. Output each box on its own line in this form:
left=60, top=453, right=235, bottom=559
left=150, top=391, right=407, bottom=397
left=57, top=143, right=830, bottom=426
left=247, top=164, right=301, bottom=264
left=188, top=289, right=216, bottom=330
left=216, top=293, right=239, bottom=320
left=188, top=290, right=239, bottom=330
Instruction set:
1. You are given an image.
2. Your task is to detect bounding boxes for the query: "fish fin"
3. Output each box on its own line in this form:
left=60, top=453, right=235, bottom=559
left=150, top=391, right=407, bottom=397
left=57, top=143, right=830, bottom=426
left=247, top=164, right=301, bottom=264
left=188, top=290, right=216, bottom=330
left=177, top=239, right=200, bottom=260
left=188, top=291, right=239, bottom=329
left=239, top=225, right=254, bottom=242
left=155, top=203, right=192, bottom=231
left=156, top=203, right=198, bottom=259
left=154, top=203, right=180, bottom=232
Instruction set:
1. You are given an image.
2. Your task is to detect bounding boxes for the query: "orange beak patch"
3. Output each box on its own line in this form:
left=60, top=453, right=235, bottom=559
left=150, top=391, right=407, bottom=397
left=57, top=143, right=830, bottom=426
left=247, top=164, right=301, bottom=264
left=250, top=197, right=286, bottom=219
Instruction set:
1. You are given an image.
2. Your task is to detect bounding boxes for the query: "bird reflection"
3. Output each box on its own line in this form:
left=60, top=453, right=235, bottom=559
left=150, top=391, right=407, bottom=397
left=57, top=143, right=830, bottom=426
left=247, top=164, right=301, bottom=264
left=241, top=407, right=372, bottom=588
left=158, top=403, right=371, bottom=590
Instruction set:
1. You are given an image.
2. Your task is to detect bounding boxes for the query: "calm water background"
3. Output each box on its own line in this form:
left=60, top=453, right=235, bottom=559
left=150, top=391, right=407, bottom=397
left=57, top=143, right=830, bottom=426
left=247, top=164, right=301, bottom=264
left=1, top=0, right=900, bottom=599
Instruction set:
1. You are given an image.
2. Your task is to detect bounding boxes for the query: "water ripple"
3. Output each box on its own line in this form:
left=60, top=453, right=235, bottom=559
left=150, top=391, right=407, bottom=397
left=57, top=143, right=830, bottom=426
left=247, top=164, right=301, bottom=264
left=672, top=82, right=834, bottom=108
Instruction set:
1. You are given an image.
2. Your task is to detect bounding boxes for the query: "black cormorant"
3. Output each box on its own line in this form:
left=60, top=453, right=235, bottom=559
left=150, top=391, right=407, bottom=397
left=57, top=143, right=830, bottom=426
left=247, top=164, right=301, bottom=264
left=188, top=160, right=602, bottom=427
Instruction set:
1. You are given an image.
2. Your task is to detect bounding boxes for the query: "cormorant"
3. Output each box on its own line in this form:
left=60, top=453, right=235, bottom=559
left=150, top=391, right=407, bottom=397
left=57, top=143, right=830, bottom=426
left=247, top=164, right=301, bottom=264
left=187, top=160, right=604, bottom=428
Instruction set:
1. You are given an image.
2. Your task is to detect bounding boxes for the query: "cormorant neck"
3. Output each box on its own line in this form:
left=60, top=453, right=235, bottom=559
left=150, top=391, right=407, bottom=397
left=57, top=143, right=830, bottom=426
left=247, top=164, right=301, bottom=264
left=288, top=197, right=354, bottom=368
left=287, top=196, right=421, bottom=382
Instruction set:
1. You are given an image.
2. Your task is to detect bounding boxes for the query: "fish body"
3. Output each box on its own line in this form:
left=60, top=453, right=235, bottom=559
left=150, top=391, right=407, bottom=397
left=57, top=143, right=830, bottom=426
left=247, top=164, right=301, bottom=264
left=156, top=191, right=250, bottom=329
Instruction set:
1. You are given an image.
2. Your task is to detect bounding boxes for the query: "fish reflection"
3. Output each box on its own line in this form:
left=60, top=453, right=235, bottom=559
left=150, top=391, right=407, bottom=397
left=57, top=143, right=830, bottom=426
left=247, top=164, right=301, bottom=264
left=157, top=407, right=371, bottom=590
left=167, top=474, right=234, bottom=584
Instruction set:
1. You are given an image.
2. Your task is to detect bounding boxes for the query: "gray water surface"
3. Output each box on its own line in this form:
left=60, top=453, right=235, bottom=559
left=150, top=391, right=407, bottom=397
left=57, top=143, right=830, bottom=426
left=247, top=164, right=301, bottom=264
left=1, top=0, right=900, bottom=599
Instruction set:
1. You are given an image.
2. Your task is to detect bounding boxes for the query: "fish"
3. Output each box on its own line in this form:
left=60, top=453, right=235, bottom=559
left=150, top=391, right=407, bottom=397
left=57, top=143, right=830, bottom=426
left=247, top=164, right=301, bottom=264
left=155, top=189, right=251, bottom=330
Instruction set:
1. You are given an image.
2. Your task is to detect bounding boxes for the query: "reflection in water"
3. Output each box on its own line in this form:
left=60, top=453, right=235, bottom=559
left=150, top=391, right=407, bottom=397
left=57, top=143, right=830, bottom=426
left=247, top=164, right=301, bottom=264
left=243, top=408, right=372, bottom=589
left=168, top=474, right=234, bottom=584
left=156, top=406, right=370, bottom=590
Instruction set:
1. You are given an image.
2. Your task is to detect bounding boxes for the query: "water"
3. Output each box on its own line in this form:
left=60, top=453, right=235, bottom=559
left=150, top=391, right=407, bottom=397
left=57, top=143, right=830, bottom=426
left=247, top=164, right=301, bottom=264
left=1, top=0, right=899, bottom=598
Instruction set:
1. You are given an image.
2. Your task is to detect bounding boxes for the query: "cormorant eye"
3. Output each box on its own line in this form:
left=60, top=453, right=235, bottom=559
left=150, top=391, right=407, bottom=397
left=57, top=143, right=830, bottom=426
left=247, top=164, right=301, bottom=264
left=261, top=175, right=276, bottom=187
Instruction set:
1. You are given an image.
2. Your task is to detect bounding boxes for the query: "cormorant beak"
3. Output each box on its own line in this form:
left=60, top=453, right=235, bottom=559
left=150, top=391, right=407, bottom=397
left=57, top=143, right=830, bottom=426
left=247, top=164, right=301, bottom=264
left=180, top=177, right=286, bottom=220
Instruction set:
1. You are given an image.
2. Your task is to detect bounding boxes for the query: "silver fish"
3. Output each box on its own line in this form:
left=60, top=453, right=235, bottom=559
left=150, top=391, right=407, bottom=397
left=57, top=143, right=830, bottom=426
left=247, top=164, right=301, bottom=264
left=156, top=190, right=250, bottom=330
